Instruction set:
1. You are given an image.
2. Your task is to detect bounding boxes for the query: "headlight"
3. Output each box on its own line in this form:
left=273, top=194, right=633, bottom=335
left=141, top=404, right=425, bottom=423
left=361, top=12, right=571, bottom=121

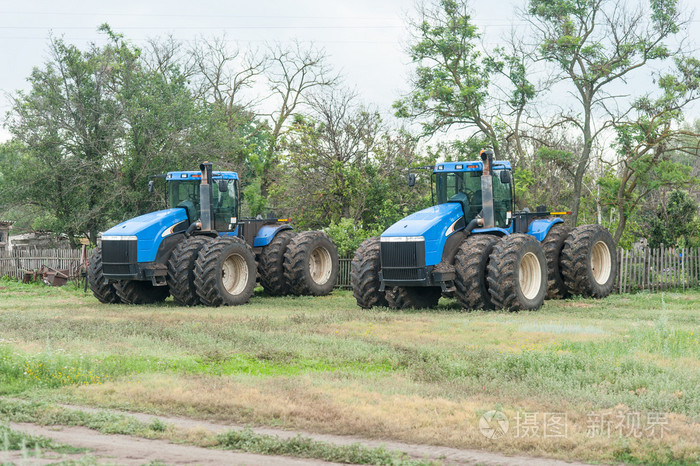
left=380, top=236, right=425, bottom=242
left=101, top=235, right=137, bottom=241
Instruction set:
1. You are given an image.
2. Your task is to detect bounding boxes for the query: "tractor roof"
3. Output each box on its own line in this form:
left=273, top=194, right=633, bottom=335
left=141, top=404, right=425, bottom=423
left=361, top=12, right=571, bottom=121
left=166, top=171, right=239, bottom=181
left=434, top=161, right=512, bottom=172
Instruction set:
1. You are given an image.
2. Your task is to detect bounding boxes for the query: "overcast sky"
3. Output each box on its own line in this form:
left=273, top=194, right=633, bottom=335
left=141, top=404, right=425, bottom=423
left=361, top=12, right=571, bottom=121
left=1, top=0, right=698, bottom=144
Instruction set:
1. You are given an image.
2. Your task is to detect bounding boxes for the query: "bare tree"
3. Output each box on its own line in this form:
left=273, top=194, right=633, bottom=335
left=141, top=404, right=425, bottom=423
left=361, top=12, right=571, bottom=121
left=188, top=35, right=265, bottom=118
left=142, top=35, right=184, bottom=79
left=260, top=41, right=339, bottom=196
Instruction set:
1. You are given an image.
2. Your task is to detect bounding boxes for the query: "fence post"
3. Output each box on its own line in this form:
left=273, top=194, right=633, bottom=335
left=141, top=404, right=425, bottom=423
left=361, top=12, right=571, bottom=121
left=624, top=249, right=629, bottom=293
left=644, top=247, right=649, bottom=290
left=682, top=248, right=686, bottom=290
left=634, top=248, right=639, bottom=291
left=620, top=249, right=625, bottom=293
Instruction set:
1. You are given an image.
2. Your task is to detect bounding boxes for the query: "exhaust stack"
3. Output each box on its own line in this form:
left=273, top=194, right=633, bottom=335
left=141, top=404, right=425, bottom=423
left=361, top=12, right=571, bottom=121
left=199, top=162, right=213, bottom=231
left=480, top=149, right=495, bottom=229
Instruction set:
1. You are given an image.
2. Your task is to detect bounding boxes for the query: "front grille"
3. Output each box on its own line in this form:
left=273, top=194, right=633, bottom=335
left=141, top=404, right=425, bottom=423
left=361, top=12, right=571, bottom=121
left=380, top=241, right=425, bottom=269
left=382, top=268, right=424, bottom=281
left=104, top=264, right=134, bottom=275
left=102, top=239, right=137, bottom=275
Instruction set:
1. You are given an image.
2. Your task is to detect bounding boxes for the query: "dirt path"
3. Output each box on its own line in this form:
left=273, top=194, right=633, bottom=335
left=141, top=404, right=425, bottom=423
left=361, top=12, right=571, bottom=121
left=9, top=422, right=337, bottom=465
left=34, top=402, right=587, bottom=466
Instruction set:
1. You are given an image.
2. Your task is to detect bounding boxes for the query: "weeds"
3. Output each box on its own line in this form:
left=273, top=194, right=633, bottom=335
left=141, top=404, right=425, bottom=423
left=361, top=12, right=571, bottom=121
left=0, top=398, right=434, bottom=465
left=0, top=423, right=84, bottom=454
left=217, top=428, right=435, bottom=465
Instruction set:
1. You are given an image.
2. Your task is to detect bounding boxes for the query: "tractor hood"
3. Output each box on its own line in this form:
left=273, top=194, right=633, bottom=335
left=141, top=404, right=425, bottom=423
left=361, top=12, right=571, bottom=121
left=381, top=203, right=464, bottom=266
left=101, top=208, right=188, bottom=262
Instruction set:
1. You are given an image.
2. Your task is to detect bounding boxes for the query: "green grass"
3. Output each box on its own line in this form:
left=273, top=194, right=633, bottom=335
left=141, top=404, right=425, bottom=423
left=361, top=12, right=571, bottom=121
left=0, top=397, right=431, bottom=465
left=0, top=422, right=86, bottom=462
left=217, top=428, right=434, bottom=465
left=1, top=279, right=700, bottom=464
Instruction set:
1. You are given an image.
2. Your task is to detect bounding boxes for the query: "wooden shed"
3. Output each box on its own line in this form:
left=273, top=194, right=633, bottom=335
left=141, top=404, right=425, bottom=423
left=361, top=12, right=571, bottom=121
left=0, top=221, right=12, bottom=253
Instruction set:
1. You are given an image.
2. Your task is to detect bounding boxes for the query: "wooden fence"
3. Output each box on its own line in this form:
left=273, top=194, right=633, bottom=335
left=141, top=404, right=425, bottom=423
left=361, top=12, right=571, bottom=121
left=2, top=247, right=699, bottom=294
left=0, top=248, right=84, bottom=280
left=337, top=247, right=700, bottom=292
left=337, top=257, right=352, bottom=289
left=616, top=246, right=700, bottom=293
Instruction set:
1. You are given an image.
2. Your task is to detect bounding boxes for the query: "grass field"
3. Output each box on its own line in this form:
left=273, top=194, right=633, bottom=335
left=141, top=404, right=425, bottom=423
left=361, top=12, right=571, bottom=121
left=1, top=278, right=699, bottom=464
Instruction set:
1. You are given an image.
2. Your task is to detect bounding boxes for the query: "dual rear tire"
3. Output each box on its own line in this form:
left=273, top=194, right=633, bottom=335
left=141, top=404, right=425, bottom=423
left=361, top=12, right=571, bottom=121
left=194, top=236, right=257, bottom=306
left=178, top=230, right=338, bottom=307
left=485, top=234, right=548, bottom=311
left=561, top=225, right=617, bottom=298
left=283, top=231, right=339, bottom=296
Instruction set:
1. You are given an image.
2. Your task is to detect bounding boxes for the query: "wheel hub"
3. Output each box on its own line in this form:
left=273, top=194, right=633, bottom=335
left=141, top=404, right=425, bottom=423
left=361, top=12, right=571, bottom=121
left=591, top=240, right=612, bottom=285
left=309, top=246, right=332, bottom=285
left=222, top=253, right=248, bottom=295
left=519, top=251, right=542, bottom=300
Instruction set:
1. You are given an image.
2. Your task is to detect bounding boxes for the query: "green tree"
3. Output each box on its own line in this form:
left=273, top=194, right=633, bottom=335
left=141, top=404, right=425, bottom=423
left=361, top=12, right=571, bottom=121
left=274, top=88, right=432, bottom=233
left=647, top=190, right=700, bottom=248
left=2, top=26, right=206, bottom=244
left=4, top=30, right=127, bottom=244
left=600, top=56, right=700, bottom=242
left=260, top=42, right=338, bottom=202
left=394, top=0, right=536, bottom=158
left=526, top=0, right=690, bottom=225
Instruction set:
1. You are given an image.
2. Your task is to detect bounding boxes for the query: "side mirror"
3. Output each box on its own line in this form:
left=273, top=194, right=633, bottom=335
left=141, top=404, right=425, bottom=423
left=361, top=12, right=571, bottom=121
left=148, top=180, right=155, bottom=193
left=407, top=173, right=416, bottom=187
left=218, top=180, right=228, bottom=193
left=499, top=171, right=512, bottom=184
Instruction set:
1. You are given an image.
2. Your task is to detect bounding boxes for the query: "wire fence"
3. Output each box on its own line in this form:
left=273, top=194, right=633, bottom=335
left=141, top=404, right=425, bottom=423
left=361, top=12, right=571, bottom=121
left=2, top=247, right=699, bottom=293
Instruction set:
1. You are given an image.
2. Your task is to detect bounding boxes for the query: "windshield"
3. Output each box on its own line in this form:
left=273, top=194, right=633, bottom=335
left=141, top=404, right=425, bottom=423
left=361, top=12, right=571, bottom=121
left=434, top=169, right=513, bottom=227
left=212, top=180, right=238, bottom=231
left=169, top=180, right=201, bottom=222
left=435, top=171, right=483, bottom=220
left=167, top=179, right=238, bottom=231
left=492, top=169, right=513, bottom=228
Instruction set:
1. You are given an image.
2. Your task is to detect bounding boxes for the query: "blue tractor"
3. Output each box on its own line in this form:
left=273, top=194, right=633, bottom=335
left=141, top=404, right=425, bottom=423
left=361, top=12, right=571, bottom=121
left=88, top=162, right=339, bottom=306
left=351, top=150, right=618, bottom=311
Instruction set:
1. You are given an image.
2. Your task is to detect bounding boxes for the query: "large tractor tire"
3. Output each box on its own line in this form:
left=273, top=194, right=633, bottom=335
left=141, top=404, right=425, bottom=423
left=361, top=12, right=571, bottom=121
left=487, top=234, right=548, bottom=311
left=115, top=280, right=170, bottom=305
left=88, top=245, right=122, bottom=304
left=386, top=286, right=441, bottom=310
left=167, top=236, right=212, bottom=306
left=454, top=234, right=500, bottom=310
left=284, top=231, right=339, bottom=296
left=194, top=236, right=257, bottom=306
left=258, top=230, right=296, bottom=296
left=351, top=236, right=388, bottom=309
left=542, top=222, right=573, bottom=300
left=561, top=225, right=617, bottom=298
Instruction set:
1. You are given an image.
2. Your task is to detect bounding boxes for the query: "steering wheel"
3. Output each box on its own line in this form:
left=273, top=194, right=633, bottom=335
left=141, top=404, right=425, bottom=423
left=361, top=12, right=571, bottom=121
left=450, top=189, right=474, bottom=202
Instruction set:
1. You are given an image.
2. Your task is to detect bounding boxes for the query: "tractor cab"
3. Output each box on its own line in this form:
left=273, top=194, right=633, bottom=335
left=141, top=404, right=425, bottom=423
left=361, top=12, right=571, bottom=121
left=433, top=160, right=514, bottom=229
left=165, top=171, right=239, bottom=232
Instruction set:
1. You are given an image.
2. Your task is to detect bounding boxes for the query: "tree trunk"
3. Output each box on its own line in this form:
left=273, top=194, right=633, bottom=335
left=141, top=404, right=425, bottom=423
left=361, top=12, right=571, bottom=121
left=614, top=209, right=626, bottom=244
left=571, top=101, right=593, bottom=225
